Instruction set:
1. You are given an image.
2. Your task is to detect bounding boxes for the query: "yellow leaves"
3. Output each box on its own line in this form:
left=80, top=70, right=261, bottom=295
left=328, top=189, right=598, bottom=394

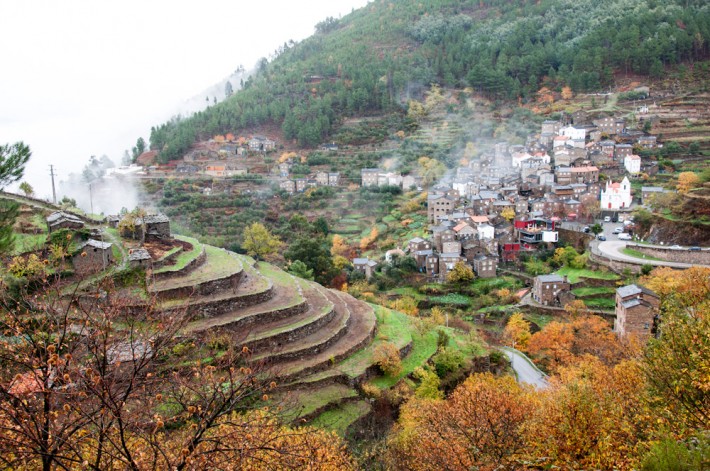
left=500, top=206, right=516, bottom=221
left=360, top=226, right=379, bottom=251
left=676, top=171, right=700, bottom=194
left=330, top=234, right=349, bottom=257
left=503, top=312, right=531, bottom=349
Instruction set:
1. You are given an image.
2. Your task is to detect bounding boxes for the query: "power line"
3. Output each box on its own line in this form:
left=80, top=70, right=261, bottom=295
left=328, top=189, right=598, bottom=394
left=49, top=165, right=57, bottom=204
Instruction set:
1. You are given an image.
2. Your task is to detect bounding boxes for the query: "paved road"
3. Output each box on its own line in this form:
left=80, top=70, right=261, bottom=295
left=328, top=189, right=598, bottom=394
left=595, top=240, right=707, bottom=268
left=500, top=347, right=548, bottom=389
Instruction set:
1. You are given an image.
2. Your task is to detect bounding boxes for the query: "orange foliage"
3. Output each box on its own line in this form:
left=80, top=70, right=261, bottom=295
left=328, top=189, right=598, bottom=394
left=360, top=226, right=379, bottom=251
left=526, top=315, right=624, bottom=374
left=389, top=374, right=535, bottom=470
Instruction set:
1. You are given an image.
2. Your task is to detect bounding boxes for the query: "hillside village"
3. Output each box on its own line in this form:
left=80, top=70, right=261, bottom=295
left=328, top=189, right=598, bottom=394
left=3, top=0, right=710, bottom=466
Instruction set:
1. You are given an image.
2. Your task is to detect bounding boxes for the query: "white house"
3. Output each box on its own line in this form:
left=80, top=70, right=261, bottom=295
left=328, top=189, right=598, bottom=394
left=624, top=154, right=641, bottom=174
left=560, top=125, right=586, bottom=141
left=600, top=177, right=632, bottom=210
left=477, top=223, right=495, bottom=240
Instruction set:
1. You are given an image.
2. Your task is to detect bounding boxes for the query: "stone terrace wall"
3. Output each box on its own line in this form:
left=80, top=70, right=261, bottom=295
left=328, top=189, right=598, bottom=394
left=627, top=244, right=710, bottom=265
left=153, top=269, right=242, bottom=301
left=161, top=280, right=274, bottom=319
left=152, top=248, right=207, bottom=282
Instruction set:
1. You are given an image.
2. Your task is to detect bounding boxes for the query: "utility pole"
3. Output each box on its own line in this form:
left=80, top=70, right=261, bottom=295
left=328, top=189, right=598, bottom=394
left=49, top=165, right=57, bottom=204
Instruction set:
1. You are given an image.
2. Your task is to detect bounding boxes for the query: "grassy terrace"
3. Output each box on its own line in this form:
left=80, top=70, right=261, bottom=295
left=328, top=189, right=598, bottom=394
left=621, top=248, right=663, bottom=261
left=153, top=235, right=203, bottom=275
left=370, top=328, right=439, bottom=389
left=151, top=245, right=241, bottom=291
left=334, top=306, right=412, bottom=379
left=12, top=233, right=47, bottom=255
left=309, top=400, right=371, bottom=436
left=556, top=266, right=620, bottom=283
left=571, top=287, right=617, bottom=297
left=280, top=384, right=358, bottom=422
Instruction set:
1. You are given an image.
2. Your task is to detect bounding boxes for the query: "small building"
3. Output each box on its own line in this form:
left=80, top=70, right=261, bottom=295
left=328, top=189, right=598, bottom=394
left=624, top=154, right=642, bottom=174
left=144, top=214, right=170, bottom=239
left=280, top=179, right=296, bottom=194
left=107, top=215, right=121, bottom=228
left=427, top=193, right=457, bottom=224
left=128, top=247, right=152, bottom=269
left=532, top=274, right=570, bottom=306
left=438, top=253, right=464, bottom=279
left=472, top=254, right=497, bottom=278
left=385, top=248, right=406, bottom=263
left=361, top=168, right=381, bottom=187
left=46, top=211, right=84, bottom=233
left=637, top=135, right=657, bottom=149
left=72, top=239, right=113, bottom=274
left=353, top=258, right=378, bottom=279
left=408, top=237, right=431, bottom=253
left=248, top=135, right=276, bottom=152
left=614, top=284, right=659, bottom=341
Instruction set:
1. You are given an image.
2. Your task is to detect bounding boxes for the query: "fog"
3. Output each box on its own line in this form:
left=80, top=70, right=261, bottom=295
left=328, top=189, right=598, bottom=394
left=0, top=0, right=370, bottom=209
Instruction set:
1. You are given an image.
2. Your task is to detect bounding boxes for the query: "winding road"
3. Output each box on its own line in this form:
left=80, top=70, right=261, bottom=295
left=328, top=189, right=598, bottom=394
left=500, top=347, right=548, bottom=389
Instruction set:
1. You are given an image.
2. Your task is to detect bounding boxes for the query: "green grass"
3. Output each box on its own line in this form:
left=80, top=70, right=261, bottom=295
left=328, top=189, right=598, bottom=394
left=556, top=266, right=620, bottom=283
left=370, top=328, right=439, bottom=389
left=429, top=293, right=471, bottom=306
left=524, top=313, right=555, bottom=328
left=309, top=400, right=371, bottom=436
left=280, top=384, right=358, bottom=422
left=335, top=306, right=412, bottom=378
left=584, top=298, right=616, bottom=310
left=621, top=248, right=662, bottom=261
left=12, top=233, right=47, bottom=255
left=152, top=245, right=240, bottom=290
left=387, top=287, right=427, bottom=301
left=571, top=287, right=617, bottom=297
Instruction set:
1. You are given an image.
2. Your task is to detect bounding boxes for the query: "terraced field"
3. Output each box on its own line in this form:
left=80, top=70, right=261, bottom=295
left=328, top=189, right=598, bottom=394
left=148, top=238, right=479, bottom=436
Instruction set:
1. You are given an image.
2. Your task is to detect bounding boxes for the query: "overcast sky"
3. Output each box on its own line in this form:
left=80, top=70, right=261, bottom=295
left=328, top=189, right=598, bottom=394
left=0, top=0, right=370, bottom=199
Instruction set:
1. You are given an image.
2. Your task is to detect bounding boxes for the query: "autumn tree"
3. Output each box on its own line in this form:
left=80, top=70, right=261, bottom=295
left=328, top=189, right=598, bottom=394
left=527, top=315, right=624, bottom=374
left=388, top=374, right=534, bottom=470
left=500, top=206, right=515, bottom=221
left=0, top=275, right=354, bottom=470
left=359, top=226, right=378, bottom=251
left=447, top=261, right=474, bottom=284
left=503, top=312, right=532, bottom=349
left=373, top=342, right=402, bottom=377
left=242, top=222, right=282, bottom=261
left=561, top=86, right=574, bottom=100
left=641, top=266, right=710, bottom=432
left=676, top=171, right=700, bottom=194
left=330, top=234, right=350, bottom=257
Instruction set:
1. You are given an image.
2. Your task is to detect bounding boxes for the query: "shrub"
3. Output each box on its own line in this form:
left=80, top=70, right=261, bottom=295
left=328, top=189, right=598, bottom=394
left=373, top=342, right=403, bottom=377
left=436, top=329, right=450, bottom=348
left=432, top=347, right=464, bottom=378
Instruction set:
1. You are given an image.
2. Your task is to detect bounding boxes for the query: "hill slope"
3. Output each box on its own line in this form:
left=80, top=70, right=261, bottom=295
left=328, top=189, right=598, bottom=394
left=148, top=0, right=710, bottom=160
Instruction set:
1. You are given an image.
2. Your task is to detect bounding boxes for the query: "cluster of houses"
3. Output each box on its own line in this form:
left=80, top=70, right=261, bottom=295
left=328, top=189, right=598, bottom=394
left=45, top=210, right=172, bottom=276
left=279, top=170, right=341, bottom=194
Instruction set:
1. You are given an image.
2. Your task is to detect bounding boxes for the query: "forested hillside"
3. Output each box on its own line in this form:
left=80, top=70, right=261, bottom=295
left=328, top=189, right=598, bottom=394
left=149, top=0, right=710, bottom=161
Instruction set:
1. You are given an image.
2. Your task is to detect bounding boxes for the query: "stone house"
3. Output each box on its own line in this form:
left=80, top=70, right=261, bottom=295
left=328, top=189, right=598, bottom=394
left=614, top=284, right=659, bottom=341
left=428, top=193, right=457, bottom=224
left=472, top=254, right=497, bottom=278
left=408, top=237, right=431, bottom=253
left=361, top=168, right=381, bottom=187
left=295, top=178, right=308, bottom=193
left=637, top=135, right=657, bottom=149
left=593, top=117, right=625, bottom=136
left=248, top=136, right=276, bottom=152
left=532, top=274, right=570, bottom=306
left=353, top=258, right=378, bottom=279
left=615, top=144, right=633, bottom=161
left=438, top=253, right=464, bottom=279
left=72, top=239, right=113, bottom=274
left=128, top=248, right=152, bottom=269
left=280, top=179, right=296, bottom=193
left=144, top=214, right=170, bottom=240
left=442, top=240, right=462, bottom=255
left=453, top=222, right=477, bottom=240
left=46, top=211, right=84, bottom=233
left=426, top=253, right=440, bottom=276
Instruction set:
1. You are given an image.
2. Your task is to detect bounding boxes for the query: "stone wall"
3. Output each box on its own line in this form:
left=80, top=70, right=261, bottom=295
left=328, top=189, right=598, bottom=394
left=245, top=306, right=337, bottom=352
left=161, top=282, right=275, bottom=319
left=152, top=248, right=207, bottom=282
left=627, top=244, right=710, bottom=265
left=153, top=268, right=242, bottom=301
left=264, top=313, right=351, bottom=363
